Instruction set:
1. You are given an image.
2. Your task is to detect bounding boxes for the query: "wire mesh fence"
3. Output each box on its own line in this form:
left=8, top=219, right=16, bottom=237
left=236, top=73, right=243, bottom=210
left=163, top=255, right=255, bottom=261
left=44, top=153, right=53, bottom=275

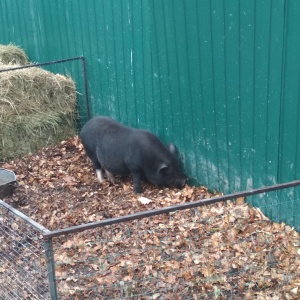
left=50, top=199, right=300, bottom=299
left=248, top=188, right=300, bottom=231
left=1, top=183, right=300, bottom=299
left=0, top=56, right=90, bottom=129
left=37, top=56, right=90, bottom=127
left=0, top=202, right=51, bottom=299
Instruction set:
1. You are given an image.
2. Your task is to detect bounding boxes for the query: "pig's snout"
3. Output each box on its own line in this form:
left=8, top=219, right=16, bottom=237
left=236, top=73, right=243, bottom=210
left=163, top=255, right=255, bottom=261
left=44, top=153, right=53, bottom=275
left=175, top=177, right=186, bottom=190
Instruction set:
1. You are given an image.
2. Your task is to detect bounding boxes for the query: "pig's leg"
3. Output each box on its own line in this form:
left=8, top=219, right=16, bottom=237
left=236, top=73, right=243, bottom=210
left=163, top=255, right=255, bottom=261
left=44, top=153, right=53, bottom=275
left=90, top=160, right=104, bottom=183
left=131, top=170, right=143, bottom=194
left=105, top=170, right=115, bottom=183
left=96, top=169, right=104, bottom=183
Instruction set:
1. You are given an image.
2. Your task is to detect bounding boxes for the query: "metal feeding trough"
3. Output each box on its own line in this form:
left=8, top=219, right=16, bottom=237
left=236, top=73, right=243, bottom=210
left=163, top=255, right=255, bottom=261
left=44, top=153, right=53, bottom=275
left=0, top=168, right=18, bottom=199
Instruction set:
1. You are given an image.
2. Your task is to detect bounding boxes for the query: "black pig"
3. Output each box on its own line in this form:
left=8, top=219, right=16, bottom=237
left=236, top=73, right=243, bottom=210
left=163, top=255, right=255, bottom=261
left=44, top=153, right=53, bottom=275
left=80, top=116, right=186, bottom=193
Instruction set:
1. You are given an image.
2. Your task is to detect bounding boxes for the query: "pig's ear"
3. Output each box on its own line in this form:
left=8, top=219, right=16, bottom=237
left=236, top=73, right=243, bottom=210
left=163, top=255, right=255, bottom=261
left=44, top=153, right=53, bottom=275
left=169, top=144, right=176, bottom=154
left=158, top=163, right=168, bottom=173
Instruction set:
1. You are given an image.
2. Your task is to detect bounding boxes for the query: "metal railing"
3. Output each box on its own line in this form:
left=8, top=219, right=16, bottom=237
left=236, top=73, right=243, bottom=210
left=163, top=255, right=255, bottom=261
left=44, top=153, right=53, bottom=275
left=1, top=180, right=300, bottom=299
left=0, top=201, right=52, bottom=299
left=0, top=56, right=90, bottom=125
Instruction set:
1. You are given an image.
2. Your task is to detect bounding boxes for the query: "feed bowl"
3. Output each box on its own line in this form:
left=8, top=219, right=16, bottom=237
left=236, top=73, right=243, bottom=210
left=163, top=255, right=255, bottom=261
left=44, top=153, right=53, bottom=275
left=0, top=168, right=17, bottom=199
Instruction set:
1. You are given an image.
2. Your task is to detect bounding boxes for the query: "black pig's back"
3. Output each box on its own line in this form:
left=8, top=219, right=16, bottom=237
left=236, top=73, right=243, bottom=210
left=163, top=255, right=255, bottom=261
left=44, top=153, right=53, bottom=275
left=80, top=116, right=174, bottom=176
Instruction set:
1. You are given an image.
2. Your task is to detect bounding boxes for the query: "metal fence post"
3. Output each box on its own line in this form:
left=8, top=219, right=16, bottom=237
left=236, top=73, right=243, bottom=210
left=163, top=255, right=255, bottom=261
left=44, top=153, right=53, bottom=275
left=44, top=237, right=58, bottom=300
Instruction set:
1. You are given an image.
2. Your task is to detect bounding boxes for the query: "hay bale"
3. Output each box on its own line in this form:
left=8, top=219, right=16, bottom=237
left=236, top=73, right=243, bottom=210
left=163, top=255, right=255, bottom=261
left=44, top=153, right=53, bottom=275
left=0, top=66, right=76, bottom=121
left=0, top=44, right=29, bottom=65
left=0, top=64, right=77, bottom=161
left=1, top=113, right=76, bottom=161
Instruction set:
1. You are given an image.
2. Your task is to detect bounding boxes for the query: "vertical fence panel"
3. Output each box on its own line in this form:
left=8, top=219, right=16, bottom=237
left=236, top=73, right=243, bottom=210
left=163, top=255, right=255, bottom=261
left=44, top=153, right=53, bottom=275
left=151, top=0, right=171, bottom=139
left=184, top=0, right=205, bottom=186
left=277, top=1, right=300, bottom=229
left=196, top=1, right=218, bottom=187
left=239, top=0, right=255, bottom=192
left=142, top=1, right=155, bottom=131
left=279, top=1, right=300, bottom=184
left=173, top=0, right=197, bottom=182
left=263, top=0, right=286, bottom=221
left=246, top=0, right=286, bottom=216
left=224, top=0, right=241, bottom=193
left=209, top=1, right=228, bottom=192
left=252, top=0, right=271, bottom=194
left=154, top=0, right=180, bottom=141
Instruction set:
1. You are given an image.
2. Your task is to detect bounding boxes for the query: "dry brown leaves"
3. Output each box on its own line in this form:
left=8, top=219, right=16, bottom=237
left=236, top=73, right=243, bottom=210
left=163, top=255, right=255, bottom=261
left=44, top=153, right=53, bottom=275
left=2, top=135, right=212, bottom=230
left=2, top=136, right=300, bottom=299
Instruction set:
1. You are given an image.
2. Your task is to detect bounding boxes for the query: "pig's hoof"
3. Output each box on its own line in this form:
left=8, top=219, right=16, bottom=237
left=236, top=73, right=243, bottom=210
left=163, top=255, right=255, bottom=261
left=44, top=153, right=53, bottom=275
left=105, top=170, right=115, bottom=184
left=134, top=186, right=143, bottom=194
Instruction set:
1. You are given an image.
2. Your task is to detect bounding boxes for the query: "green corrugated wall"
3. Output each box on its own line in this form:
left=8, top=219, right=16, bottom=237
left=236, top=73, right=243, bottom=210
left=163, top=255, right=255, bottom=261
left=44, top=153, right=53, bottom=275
left=0, top=0, right=299, bottom=230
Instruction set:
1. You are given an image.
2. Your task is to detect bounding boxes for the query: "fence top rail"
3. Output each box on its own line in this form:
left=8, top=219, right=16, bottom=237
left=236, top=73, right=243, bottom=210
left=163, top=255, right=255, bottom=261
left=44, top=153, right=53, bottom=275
left=0, top=56, right=85, bottom=73
left=43, top=179, right=300, bottom=239
left=0, top=55, right=90, bottom=120
left=0, top=199, right=51, bottom=234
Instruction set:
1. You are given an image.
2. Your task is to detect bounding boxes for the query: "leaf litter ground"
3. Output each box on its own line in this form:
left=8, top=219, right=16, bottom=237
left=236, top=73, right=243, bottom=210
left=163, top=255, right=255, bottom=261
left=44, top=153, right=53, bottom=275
left=2, top=136, right=300, bottom=299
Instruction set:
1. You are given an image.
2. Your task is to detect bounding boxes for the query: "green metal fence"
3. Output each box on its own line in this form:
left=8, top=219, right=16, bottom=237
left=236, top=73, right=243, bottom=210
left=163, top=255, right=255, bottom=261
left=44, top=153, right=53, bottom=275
left=0, top=0, right=300, bottom=228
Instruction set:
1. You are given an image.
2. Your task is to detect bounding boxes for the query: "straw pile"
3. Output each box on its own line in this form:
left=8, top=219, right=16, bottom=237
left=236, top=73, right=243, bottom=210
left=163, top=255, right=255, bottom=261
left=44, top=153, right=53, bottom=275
left=0, top=44, right=29, bottom=65
left=0, top=45, right=77, bottom=161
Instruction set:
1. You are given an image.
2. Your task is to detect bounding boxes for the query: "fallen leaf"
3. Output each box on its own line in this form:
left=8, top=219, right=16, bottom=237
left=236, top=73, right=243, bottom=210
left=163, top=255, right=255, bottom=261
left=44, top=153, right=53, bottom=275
left=138, top=197, right=153, bottom=205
